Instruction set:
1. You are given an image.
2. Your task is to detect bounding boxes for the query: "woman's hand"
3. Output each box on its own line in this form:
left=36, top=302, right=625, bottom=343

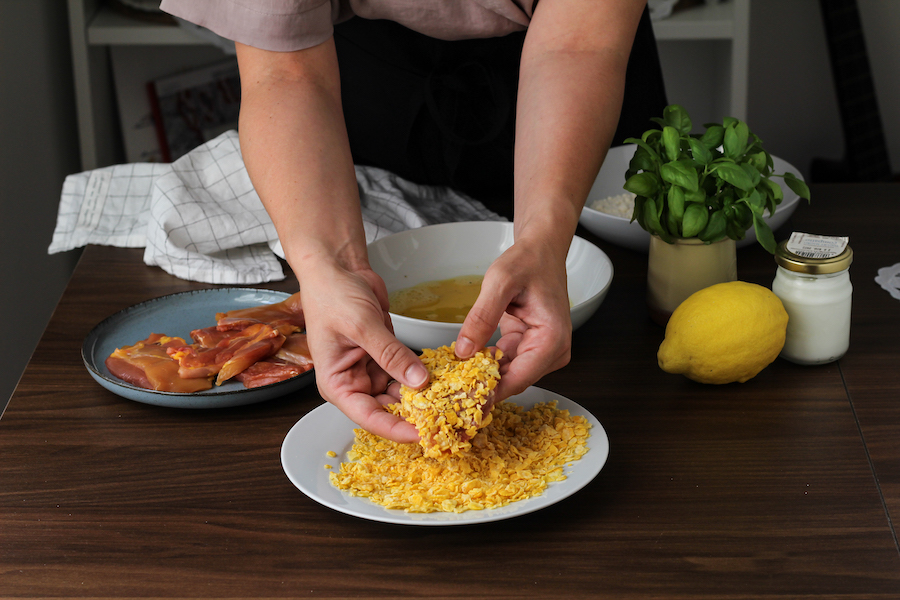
left=455, top=236, right=572, bottom=402
left=299, top=260, right=428, bottom=443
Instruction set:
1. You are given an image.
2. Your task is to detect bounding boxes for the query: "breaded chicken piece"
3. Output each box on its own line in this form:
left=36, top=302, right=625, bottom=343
left=399, top=342, right=502, bottom=458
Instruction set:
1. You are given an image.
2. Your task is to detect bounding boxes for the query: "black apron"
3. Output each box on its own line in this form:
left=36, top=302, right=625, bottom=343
left=333, top=7, right=666, bottom=218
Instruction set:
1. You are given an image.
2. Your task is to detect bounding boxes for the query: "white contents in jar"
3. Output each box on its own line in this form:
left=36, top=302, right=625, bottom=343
left=587, top=192, right=636, bottom=218
left=773, top=269, right=852, bottom=364
left=771, top=233, right=853, bottom=365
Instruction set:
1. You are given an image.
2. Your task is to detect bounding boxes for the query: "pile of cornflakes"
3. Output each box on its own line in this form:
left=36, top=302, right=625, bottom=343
left=328, top=400, right=591, bottom=513
left=398, top=343, right=501, bottom=458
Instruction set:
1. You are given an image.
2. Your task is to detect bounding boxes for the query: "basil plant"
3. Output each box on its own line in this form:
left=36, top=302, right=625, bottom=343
left=623, top=104, right=810, bottom=253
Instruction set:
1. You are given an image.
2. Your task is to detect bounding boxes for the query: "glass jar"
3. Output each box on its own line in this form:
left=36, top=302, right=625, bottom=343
left=771, top=237, right=853, bottom=365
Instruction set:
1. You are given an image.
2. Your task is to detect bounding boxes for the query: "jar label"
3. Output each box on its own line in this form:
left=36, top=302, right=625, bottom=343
left=786, top=232, right=849, bottom=259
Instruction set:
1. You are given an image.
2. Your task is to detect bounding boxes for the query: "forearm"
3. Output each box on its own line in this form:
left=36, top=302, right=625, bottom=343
left=234, top=42, right=427, bottom=439
left=514, top=0, right=645, bottom=259
left=236, top=40, right=369, bottom=279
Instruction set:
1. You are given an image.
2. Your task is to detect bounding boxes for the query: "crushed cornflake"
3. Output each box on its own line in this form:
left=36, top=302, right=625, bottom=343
left=328, top=400, right=591, bottom=513
left=398, top=343, right=501, bottom=458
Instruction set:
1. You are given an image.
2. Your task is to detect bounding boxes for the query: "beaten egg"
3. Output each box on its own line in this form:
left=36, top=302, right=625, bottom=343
left=389, top=275, right=484, bottom=323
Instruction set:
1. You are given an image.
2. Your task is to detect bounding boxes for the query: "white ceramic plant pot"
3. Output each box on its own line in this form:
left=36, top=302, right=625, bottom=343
left=647, top=236, right=737, bottom=326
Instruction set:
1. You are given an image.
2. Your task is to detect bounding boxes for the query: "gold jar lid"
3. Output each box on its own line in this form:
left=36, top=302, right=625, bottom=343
left=775, top=239, right=853, bottom=274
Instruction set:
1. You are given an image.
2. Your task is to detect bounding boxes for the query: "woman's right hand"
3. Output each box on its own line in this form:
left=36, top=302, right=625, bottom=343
left=297, top=259, right=429, bottom=443
left=234, top=40, right=428, bottom=442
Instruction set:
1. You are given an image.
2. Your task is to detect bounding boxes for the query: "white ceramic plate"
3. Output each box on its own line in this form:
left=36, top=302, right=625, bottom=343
left=82, top=288, right=315, bottom=409
left=281, top=386, right=609, bottom=525
left=580, top=144, right=805, bottom=253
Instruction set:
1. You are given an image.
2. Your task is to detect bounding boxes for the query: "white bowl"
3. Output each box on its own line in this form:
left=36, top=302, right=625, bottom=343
left=579, top=144, right=806, bottom=253
left=367, top=221, right=614, bottom=351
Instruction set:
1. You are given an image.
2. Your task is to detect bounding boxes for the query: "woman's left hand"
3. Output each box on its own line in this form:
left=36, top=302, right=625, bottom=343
left=454, top=236, right=572, bottom=402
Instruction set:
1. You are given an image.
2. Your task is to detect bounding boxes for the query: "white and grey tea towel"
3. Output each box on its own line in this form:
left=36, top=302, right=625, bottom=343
left=49, top=130, right=504, bottom=284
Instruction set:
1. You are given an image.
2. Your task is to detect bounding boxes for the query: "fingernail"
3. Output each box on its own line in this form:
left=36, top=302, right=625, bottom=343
left=406, top=364, right=428, bottom=387
left=455, top=337, right=474, bottom=357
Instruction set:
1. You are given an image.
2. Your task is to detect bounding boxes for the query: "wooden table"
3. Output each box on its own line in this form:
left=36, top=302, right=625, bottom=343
left=2, top=183, right=899, bottom=598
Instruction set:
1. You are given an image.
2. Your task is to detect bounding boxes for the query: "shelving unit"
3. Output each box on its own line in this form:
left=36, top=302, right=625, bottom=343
left=655, top=0, right=747, bottom=40
left=654, top=0, right=750, bottom=127
left=67, top=0, right=751, bottom=170
left=87, top=7, right=201, bottom=45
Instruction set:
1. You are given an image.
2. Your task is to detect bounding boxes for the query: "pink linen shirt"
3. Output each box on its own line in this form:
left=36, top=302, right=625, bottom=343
left=159, top=0, right=537, bottom=52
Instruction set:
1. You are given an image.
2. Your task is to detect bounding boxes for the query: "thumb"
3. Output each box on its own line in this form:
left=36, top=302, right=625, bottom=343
left=456, top=295, right=505, bottom=358
left=362, top=326, right=429, bottom=389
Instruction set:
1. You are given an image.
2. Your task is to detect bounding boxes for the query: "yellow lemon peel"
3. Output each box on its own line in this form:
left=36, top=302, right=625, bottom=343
left=657, top=281, right=788, bottom=384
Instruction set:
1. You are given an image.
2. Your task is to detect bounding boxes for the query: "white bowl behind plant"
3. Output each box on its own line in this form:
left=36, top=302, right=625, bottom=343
left=367, top=221, right=614, bottom=351
left=579, top=144, right=805, bottom=253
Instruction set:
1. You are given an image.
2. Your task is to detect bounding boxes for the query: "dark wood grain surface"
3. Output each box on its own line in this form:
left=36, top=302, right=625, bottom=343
left=1, top=183, right=898, bottom=598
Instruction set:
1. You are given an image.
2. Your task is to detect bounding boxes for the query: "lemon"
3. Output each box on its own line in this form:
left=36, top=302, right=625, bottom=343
left=657, top=281, right=788, bottom=384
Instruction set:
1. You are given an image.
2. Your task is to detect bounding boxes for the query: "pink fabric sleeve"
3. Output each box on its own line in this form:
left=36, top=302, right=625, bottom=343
left=159, top=0, right=338, bottom=52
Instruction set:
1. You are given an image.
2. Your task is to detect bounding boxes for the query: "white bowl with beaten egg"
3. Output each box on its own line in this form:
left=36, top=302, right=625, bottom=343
left=579, top=144, right=806, bottom=253
left=367, top=221, right=614, bottom=351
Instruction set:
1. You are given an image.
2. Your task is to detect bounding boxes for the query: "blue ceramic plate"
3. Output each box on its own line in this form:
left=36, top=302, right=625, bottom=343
left=82, top=288, right=315, bottom=409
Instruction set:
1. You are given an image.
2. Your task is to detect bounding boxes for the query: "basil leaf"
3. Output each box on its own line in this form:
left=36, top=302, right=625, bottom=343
left=725, top=218, right=747, bottom=241
left=666, top=208, right=682, bottom=237
left=681, top=203, right=709, bottom=238
left=684, top=189, right=707, bottom=205
left=624, top=172, right=660, bottom=197
left=723, top=121, right=749, bottom=160
left=782, top=172, right=811, bottom=200
left=668, top=185, right=686, bottom=220
left=711, top=162, right=754, bottom=191
left=699, top=209, right=727, bottom=242
left=752, top=212, right=777, bottom=253
left=743, top=188, right=764, bottom=214
left=688, top=138, right=712, bottom=165
left=723, top=200, right=735, bottom=221
left=711, top=189, right=730, bottom=212
left=741, top=163, right=761, bottom=188
left=750, top=184, right=779, bottom=217
left=735, top=202, right=752, bottom=229
left=700, top=125, right=725, bottom=150
left=758, top=178, right=784, bottom=204
left=660, top=160, right=699, bottom=192
left=662, top=126, right=681, bottom=162
left=731, top=201, right=753, bottom=231
left=642, top=129, right=663, bottom=148
left=644, top=196, right=673, bottom=243
left=624, top=137, right=662, bottom=164
left=663, top=104, right=692, bottom=134
left=746, top=138, right=773, bottom=169
left=629, top=145, right=656, bottom=172
left=631, top=195, right=645, bottom=224
left=746, top=151, right=768, bottom=173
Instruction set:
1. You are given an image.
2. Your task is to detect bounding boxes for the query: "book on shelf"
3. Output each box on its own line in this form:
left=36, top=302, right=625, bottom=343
left=147, top=59, right=241, bottom=162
